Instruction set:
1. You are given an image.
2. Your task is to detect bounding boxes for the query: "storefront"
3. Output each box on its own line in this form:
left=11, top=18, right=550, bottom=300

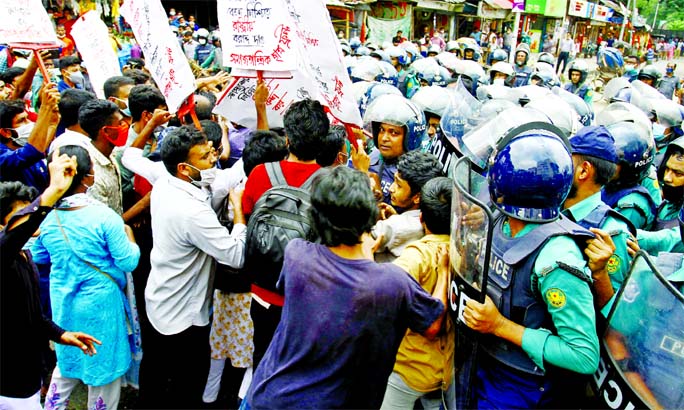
left=412, top=0, right=478, bottom=40
left=478, top=0, right=513, bottom=41
left=521, top=0, right=566, bottom=52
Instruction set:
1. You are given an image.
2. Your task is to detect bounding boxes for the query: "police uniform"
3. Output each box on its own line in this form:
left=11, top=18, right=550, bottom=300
left=565, top=192, right=635, bottom=292
left=563, top=82, right=593, bottom=104
left=369, top=150, right=398, bottom=206
left=475, top=217, right=599, bottom=409
left=602, top=185, right=658, bottom=230
left=513, top=65, right=533, bottom=88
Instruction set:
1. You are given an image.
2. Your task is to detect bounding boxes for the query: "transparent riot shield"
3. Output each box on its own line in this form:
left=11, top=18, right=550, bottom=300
left=591, top=250, right=684, bottom=410
left=450, top=156, right=496, bottom=409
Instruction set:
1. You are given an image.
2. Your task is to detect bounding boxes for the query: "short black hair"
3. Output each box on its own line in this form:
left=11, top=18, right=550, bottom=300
left=183, top=93, right=215, bottom=123
left=283, top=99, right=329, bottom=161
left=0, top=181, right=38, bottom=223
left=126, top=58, right=146, bottom=70
left=103, top=75, right=135, bottom=99
left=242, top=130, right=288, bottom=176
left=160, top=125, right=207, bottom=175
left=0, top=67, right=25, bottom=85
left=128, top=85, right=166, bottom=122
left=577, top=154, right=618, bottom=186
left=310, top=166, right=378, bottom=246
left=420, top=177, right=452, bottom=235
left=58, top=89, right=96, bottom=128
left=78, top=99, right=120, bottom=140
left=397, top=151, right=445, bottom=195
left=59, top=55, right=81, bottom=71
left=316, top=124, right=347, bottom=167
left=48, top=145, right=92, bottom=198
left=0, top=99, right=25, bottom=128
left=123, top=68, right=151, bottom=85
left=197, top=120, right=222, bottom=148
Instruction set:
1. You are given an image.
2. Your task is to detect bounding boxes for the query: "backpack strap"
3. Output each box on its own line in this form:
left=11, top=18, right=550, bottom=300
left=265, top=161, right=289, bottom=187
left=300, top=167, right=324, bottom=191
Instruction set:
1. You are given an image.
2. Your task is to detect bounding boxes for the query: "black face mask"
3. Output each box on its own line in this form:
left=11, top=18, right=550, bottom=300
left=663, top=183, right=684, bottom=205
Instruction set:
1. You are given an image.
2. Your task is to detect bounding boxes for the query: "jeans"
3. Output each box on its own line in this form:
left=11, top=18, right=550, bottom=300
left=380, top=372, right=455, bottom=410
left=556, top=51, right=570, bottom=74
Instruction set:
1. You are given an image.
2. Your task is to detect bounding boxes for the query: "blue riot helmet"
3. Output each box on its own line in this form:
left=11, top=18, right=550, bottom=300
left=606, top=121, right=656, bottom=186
left=488, top=122, right=574, bottom=222
left=456, top=106, right=550, bottom=170
left=526, top=94, right=581, bottom=137
left=370, top=49, right=392, bottom=64
left=537, top=52, right=555, bottom=67
left=446, top=40, right=460, bottom=54
left=596, top=101, right=653, bottom=139
left=356, top=81, right=402, bottom=117
left=489, top=61, right=515, bottom=85
left=340, top=43, right=351, bottom=56
left=401, top=42, right=420, bottom=64
left=567, top=60, right=590, bottom=85
left=363, top=93, right=427, bottom=152
left=552, top=86, right=594, bottom=126
left=637, top=64, right=662, bottom=86
left=350, top=58, right=384, bottom=82
left=354, top=46, right=370, bottom=57
left=349, top=37, right=361, bottom=51
left=456, top=60, right=486, bottom=96
left=386, top=46, right=409, bottom=67
left=490, top=48, right=509, bottom=64
left=431, top=66, right=452, bottom=87
left=603, top=77, right=632, bottom=103
left=529, top=68, right=560, bottom=89
left=376, top=61, right=399, bottom=86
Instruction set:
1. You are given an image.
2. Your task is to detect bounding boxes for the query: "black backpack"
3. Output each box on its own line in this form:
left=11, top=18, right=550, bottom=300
left=244, top=161, right=320, bottom=293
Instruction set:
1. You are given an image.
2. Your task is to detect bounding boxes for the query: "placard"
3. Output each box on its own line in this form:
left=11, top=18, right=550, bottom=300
left=120, top=0, right=195, bottom=113
left=0, top=0, right=58, bottom=44
left=70, top=11, right=123, bottom=99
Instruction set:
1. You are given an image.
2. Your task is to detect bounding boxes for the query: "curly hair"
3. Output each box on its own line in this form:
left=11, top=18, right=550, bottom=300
left=419, top=177, right=452, bottom=235
left=397, top=151, right=445, bottom=195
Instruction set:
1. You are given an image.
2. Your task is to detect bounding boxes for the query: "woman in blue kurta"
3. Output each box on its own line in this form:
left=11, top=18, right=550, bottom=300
left=31, top=145, right=140, bottom=410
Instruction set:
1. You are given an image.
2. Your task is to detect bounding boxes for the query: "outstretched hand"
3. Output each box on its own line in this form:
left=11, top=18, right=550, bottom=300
left=59, top=331, right=102, bottom=356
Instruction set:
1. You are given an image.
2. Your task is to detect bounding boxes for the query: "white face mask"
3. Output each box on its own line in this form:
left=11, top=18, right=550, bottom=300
left=68, top=70, right=85, bottom=86
left=185, top=164, right=217, bottom=188
left=493, top=78, right=505, bottom=86
left=11, top=122, right=34, bottom=146
left=198, top=38, right=207, bottom=45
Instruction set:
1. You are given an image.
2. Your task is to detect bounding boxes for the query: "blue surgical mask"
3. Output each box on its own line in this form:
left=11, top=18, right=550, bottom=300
left=667, top=67, right=674, bottom=74
left=653, top=122, right=667, bottom=143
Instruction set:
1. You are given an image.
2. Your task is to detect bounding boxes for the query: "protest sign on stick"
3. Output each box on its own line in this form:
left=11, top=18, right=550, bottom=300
left=215, top=0, right=361, bottom=129
left=71, top=11, right=123, bottom=99
left=0, top=0, right=58, bottom=45
left=217, top=0, right=298, bottom=73
left=120, top=0, right=195, bottom=113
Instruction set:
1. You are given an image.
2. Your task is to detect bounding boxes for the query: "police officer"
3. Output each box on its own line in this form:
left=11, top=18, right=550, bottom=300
left=462, top=125, right=600, bottom=408
left=563, top=125, right=636, bottom=300
left=512, top=43, right=533, bottom=87
left=564, top=60, right=594, bottom=104
left=362, top=94, right=427, bottom=205
left=193, top=28, right=214, bottom=66
left=410, top=86, right=449, bottom=153
left=637, top=65, right=662, bottom=89
left=601, top=121, right=659, bottom=230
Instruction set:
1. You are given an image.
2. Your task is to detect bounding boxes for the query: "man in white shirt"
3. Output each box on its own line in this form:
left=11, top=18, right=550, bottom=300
left=557, top=32, right=575, bottom=75
left=137, top=125, right=247, bottom=409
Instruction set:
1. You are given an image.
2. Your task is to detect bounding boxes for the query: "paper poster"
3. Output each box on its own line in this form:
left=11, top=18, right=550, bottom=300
left=215, top=0, right=362, bottom=127
left=70, top=11, right=122, bottom=99
left=120, top=0, right=195, bottom=113
left=217, top=0, right=298, bottom=72
left=0, top=0, right=58, bottom=44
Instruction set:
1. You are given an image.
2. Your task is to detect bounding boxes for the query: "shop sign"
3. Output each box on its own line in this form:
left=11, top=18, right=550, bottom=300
left=569, top=0, right=591, bottom=18
left=592, top=4, right=614, bottom=22
left=524, top=0, right=546, bottom=14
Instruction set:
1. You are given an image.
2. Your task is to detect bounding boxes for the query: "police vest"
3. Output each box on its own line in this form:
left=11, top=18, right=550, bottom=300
left=653, top=201, right=682, bottom=231
left=513, top=66, right=532, bottom=87
left=195, top=44, right=213, bottom=64
left=574, top=202, right=637, bottom=237
left=480, top=215, right=593, bottom=376
left=564, top=82, right=590, bottom=100
left=601, top=185, right=658, bottom=226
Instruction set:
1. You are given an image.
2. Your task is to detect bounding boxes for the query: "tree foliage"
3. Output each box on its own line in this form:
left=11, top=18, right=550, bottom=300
left=637, top=0, right=684, bottom=29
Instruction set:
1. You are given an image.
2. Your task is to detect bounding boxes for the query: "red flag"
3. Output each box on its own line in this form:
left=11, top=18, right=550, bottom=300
left=360, top=17, right=366, bottom=43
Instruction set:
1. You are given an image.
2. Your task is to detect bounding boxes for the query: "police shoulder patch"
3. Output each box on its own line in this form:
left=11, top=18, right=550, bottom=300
left=545, top=287, right=566, bottom=308
left=606, top=254, right=621, bottom=274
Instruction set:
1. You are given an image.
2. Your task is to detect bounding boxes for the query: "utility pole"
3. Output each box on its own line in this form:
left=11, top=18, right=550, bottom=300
left=619, top=0, right=629, bottom=41
left=652, top=0, right=661, bottom=29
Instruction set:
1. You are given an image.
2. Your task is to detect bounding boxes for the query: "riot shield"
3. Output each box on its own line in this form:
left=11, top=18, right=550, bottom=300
left=450, top=156, right=496, bottom=409
left=591, top=250, right=684, bottom=410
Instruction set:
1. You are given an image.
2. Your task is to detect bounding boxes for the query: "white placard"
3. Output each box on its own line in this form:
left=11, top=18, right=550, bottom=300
left=120, top=0, right=195, bottom=113
left=215, top=0, right=361, bottom=127
left=0, top=0, right=58, bottom=44
left=70, top=12, right=123, bottom=99
left=217, top=0, right=298, bottom=72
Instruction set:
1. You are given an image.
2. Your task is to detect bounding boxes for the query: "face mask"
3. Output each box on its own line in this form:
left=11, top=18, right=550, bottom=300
left=11, top=122, right=34, bottom=145
left=625, top=64, right=636, bottom=71
left=667, top=68, right=674, bottom=74
left=68, top=70, right=84, bottom=86
left=113, top=98, right=131, bottom=117
left=493, top=78, right=505, bottom=86
left=662, top=183, right=684, bottom=204
left=185, top=164, right=217, bottom=188
left=198, top=38, right=207, bottom=45
left=103, top=123, right=129, bottom=147
left=653, top=123, right=667, bottom=144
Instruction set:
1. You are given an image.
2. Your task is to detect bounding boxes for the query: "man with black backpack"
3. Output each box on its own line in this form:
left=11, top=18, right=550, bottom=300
left=241, top=99, right=330, bottom=370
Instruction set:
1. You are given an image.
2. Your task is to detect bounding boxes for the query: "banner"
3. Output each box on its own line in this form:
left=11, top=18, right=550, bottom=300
left=366, top=15, right=411, bottom=46
left=120, top=0, right=195, bottom=113
left=544, top=0, right=567, bottom=18
left=70, top=11, right=122, bottom=99
left=569, top=0, right=592, bottom=17
left=215, top=0, right=362, bottom=127
left=592, top=4, right=614, bottom=22
left=217, top=0, right=298, bottom=72
left=0, top=0, right=58, bottom=44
